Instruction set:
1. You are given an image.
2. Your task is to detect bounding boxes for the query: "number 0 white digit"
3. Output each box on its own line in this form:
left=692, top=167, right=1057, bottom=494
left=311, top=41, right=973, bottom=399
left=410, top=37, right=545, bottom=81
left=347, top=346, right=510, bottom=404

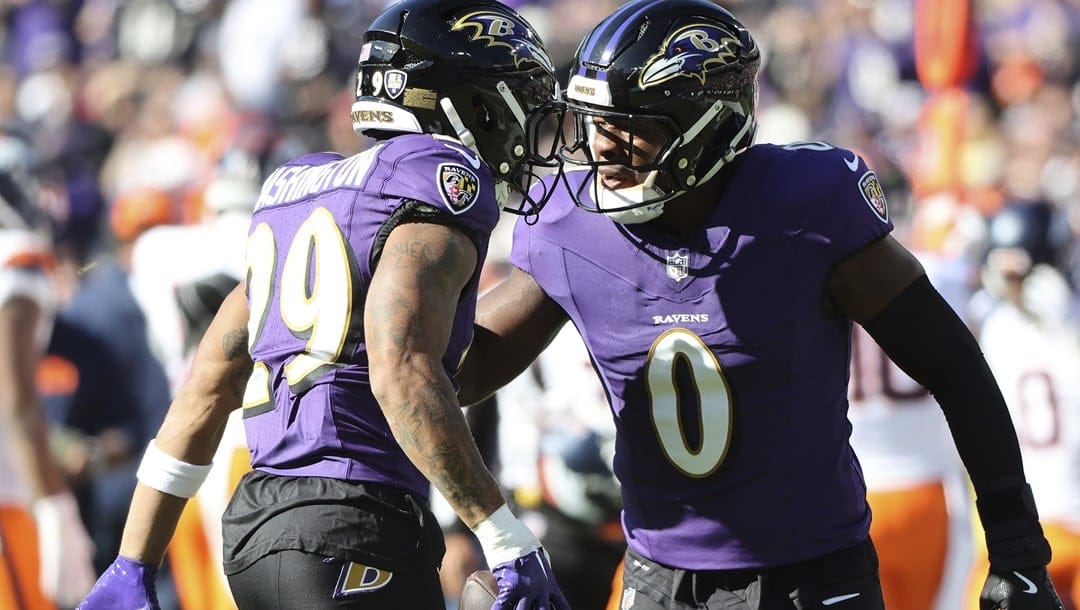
left=646, top=328, right=733, bottom=477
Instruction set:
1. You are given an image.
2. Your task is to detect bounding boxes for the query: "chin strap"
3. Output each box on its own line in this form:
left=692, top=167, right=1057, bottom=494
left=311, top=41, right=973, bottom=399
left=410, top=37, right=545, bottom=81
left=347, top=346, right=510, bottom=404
left=594, top=170, right=674, bottom=224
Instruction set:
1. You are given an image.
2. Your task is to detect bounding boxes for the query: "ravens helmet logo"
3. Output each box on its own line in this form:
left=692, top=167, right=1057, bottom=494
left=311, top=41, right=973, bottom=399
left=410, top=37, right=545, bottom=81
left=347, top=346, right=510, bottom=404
left=451, top=11, right=555, bottom=73
left=639, top=23, right=744, bottom=88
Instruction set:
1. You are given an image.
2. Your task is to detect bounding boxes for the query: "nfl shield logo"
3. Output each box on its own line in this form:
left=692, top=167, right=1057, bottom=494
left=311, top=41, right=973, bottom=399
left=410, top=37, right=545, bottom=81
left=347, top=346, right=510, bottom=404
left=666, top=248, right=689, bottom=282
left=383, top=70, right=407, bottom=99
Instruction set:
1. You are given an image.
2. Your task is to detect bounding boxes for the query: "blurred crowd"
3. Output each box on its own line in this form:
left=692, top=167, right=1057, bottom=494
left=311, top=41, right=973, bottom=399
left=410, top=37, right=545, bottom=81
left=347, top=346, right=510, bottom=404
left=2, top=0, right=1080, bottom=609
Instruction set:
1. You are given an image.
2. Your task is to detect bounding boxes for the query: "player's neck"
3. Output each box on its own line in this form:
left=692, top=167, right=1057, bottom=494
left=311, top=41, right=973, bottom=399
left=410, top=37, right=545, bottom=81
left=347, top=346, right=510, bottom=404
left=650, top=164, right=735, bottom=237
left=652, top=194, right=713, bottom=236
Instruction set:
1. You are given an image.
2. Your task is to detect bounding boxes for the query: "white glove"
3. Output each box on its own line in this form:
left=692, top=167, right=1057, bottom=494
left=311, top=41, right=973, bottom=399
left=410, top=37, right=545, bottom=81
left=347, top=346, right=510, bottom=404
left=33, top=492, right=97, bottom=607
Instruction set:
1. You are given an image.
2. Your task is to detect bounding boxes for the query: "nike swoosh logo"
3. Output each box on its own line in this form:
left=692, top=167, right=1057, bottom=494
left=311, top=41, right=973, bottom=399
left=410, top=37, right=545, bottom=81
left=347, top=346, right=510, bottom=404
left=1013, top=571, right=1038, bottom=594
left=443, top=143, right=481, bottom=169
left=844, top=154, right=859, bottom=172
left=823, top=592, right=862, bottom=605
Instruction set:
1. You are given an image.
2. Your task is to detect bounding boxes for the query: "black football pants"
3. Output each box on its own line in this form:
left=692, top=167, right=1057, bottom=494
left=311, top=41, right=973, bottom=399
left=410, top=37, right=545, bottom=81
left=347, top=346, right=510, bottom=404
left=613, top=538, right=886, bottom=610
left=228, top=549, right=445, bottom=609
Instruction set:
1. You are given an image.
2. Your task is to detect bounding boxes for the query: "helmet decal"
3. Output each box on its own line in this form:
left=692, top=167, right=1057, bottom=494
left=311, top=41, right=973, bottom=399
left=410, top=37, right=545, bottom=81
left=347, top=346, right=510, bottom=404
left=451, top=11, right=555, bottom=73
left=437, top=163, right=481, bottom=214
left=639, top=23, right=744, bottom=88
left=567, top=75, right=613, bottom=107
left=381, top=70, right=407, bottom=100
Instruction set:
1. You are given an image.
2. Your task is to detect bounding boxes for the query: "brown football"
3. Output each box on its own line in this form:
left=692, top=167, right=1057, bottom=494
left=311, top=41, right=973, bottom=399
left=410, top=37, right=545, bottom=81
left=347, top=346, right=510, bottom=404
left=459, top=569, right=499, bottom=610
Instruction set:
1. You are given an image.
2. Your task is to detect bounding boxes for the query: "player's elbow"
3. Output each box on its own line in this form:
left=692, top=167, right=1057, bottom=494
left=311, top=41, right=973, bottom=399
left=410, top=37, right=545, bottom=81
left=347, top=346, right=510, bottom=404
left=369, top=350, right=446, bottom=416
left=455, top=353, right=483, bottom=407
left=368, top=349, right=410, bottom=408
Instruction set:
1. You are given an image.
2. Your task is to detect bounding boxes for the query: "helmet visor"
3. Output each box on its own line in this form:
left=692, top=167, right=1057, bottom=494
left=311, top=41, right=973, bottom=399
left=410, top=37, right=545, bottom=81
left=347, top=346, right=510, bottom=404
left=560, top=105, right=678, bottom=177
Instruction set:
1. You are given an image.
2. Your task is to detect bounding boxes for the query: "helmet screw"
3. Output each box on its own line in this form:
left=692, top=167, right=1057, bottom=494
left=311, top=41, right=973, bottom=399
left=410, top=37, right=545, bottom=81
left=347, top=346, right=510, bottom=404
left=687, top=176, right=697, bottom=186
left=514, top=144, right=525, bottom=157
left=499, top=161, right=511, bottom=174
left=678, top=158, right=689, bottom=169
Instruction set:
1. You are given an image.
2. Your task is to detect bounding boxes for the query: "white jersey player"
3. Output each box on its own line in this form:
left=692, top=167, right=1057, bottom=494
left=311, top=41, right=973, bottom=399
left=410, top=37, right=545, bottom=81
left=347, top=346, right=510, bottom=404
left=0, top=214, right=96, bottom=608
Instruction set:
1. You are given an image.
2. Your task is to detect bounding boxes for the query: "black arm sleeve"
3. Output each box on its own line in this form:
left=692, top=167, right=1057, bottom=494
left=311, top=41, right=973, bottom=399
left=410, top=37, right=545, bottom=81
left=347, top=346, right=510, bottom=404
left=863, top=275, right=1052, bottom=568
left=860, top=275, right=1025, bottom=496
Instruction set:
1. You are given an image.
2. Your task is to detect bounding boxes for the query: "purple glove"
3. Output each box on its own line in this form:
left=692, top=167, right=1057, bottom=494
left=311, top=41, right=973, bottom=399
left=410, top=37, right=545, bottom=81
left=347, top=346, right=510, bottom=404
left=491, top=549, right=570, bottom=610
left=78, top=556, right=160, bottom=610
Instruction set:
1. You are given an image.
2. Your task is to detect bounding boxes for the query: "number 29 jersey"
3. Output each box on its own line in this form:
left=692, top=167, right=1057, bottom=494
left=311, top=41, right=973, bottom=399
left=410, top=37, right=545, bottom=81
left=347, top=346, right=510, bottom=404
left=241, top=134, right=498, bottom=500
left=512, top=143, right=893, bottom=570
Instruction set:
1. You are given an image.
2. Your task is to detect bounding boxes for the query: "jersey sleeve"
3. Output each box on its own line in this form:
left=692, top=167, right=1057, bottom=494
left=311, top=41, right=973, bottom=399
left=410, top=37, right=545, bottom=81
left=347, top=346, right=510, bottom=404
left=509, top=213, right=533, bottom=275
left=507, top=200, right=582, bottom=312
left=807, top=147, right=894, bottom=262
left=372, top=135, right=500, bottom=239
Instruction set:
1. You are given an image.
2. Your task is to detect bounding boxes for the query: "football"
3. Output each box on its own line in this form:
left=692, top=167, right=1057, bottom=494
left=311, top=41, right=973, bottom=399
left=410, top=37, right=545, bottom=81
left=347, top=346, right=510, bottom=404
left=459, top=569, right=499, bottom=610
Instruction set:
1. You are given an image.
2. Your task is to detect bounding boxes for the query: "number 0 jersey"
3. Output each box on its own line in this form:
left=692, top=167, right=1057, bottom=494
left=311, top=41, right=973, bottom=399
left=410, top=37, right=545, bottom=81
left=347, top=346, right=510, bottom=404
left=512, top=143, right=893, bottom=570
left=242, top=134, right=498, bottom=499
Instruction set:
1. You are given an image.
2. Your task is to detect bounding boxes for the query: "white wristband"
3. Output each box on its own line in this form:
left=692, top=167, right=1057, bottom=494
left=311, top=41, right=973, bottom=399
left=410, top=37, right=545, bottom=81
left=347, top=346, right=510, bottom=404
left=136, top=440, right=212, bottom=498
left=470, top=504, right=541, bottom=568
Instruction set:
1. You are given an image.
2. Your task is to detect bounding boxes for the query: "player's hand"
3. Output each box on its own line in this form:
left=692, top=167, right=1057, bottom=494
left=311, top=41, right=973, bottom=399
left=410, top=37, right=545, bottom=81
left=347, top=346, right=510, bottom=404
left=979, top=565, right=1063, bottom=609
left=491, top=548, right=570, bottom=610
left=32, top=492, right=97, bottom=606
left=78, top=556, right=161, bottom=610
left=470, top=504, right=569, bottom=609
left=975, top=484, right=1063, bottom=609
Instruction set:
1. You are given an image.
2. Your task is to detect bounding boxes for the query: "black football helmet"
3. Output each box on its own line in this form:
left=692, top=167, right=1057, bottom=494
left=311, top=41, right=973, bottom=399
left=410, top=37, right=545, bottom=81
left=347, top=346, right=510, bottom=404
left=352, top=0, right=562, bottom=215
left=984, top=200, right=1073, bottom=280
left=538, top=428, right=621, bottom=527
left=981, top=200, right=1076, bottom=320
left=559, top=0, right=760, bottom=223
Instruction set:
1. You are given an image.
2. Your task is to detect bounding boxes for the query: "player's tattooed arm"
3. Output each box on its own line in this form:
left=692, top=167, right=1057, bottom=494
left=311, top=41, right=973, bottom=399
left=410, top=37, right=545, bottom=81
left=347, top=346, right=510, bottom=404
left=118, top=283, right=252, bottom=565
left=221, top=327, right=252, bottom=400
left=155, top=282, right=251, bottom=465
left=366, top=221, right=505, bottom=528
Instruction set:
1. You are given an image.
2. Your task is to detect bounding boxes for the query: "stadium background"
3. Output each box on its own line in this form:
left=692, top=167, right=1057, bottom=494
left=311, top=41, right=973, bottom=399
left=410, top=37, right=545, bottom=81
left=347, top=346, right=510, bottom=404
left=3, top=0, right=1078, bottom=609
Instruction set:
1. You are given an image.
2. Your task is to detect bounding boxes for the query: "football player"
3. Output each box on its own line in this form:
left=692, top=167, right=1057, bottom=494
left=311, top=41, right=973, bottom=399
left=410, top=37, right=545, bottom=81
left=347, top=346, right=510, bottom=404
left=126, top=152, right=260, bottom=610
left=968, top=200, right=1080, bottom=609
left=0, top=152, right=96, bottom=609
left=456, top=1, right=1064, bottom=608
left=78, top=1, right=568, bottom=608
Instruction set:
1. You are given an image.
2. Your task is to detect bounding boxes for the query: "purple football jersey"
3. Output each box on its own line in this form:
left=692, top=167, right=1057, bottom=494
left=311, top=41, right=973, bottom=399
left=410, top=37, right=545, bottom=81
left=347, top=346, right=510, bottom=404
left=512, top=143, right=893, bottom=570
left=242, top=134, right=498, bottom=499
